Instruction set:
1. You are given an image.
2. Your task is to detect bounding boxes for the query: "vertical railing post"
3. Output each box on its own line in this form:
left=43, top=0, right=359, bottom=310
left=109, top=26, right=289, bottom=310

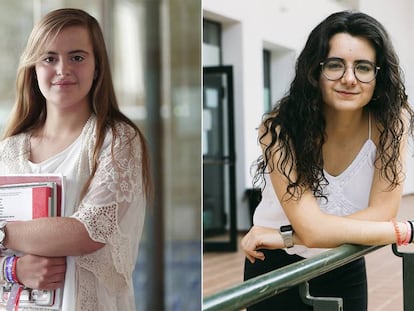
left=392, top=244, right=414, bottom=310
left=299, top=282, right=343, bottom=311
left=144, top=1, right=165, bottom=310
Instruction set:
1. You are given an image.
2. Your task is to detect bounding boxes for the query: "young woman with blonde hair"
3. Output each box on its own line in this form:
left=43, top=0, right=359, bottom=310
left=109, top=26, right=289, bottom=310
left=0, top=8, right=150, bottom=310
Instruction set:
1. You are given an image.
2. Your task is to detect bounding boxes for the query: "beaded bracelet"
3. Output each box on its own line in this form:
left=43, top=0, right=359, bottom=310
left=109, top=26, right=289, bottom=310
left=11, top=256, right=22, bottom=285
left=401, top=221, right=411, bottom=245
left=3, top=256, right=22, bottom=285
left=391, top=218, right=403, bottom=246
left=5, top=256, right=13, bottom=283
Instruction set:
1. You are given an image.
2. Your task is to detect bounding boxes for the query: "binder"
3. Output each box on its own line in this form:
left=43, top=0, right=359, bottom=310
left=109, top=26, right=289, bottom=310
left=0, top=183, right=55, bottom=220
left=0, top=174, right=64, bottom=217
left=0, top=174, right=65, bottom=309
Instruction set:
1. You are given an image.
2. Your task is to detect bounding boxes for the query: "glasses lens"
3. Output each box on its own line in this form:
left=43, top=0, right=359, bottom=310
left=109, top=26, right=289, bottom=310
left=322, top=60, right=345, bottom=81
left=321, top=59, right=378, bottom=83
left=354, top=61, right=376, bottom=83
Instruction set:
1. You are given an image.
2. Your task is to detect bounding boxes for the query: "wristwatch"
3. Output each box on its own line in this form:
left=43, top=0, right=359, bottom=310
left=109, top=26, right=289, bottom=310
left=280, top=225, right=294, bottom=248
left=0, top=220, right=7, bottom=250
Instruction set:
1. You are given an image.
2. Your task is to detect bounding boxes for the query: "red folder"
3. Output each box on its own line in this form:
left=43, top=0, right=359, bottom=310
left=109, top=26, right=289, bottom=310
left=32, top=186, right=52, bottom=219
left=0, top=175, right=63, bottom=217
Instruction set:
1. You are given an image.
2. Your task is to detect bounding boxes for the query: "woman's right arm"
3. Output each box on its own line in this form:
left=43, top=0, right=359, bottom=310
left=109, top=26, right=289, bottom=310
left=242, top=124, right=408, bottom=262
left=0, top=254, right=66, bottom=290
left=16, top=254, right=66, bottom=290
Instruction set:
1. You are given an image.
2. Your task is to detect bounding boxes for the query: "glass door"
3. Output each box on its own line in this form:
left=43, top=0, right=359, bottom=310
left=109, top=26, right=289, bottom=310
left=203, top=66, right=237, bottom=251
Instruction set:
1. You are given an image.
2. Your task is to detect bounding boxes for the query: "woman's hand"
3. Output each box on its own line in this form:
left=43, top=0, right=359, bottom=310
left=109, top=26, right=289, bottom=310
left=241, top=226, right=284, bottom=263
left=16, top=254, right=66, bottom=290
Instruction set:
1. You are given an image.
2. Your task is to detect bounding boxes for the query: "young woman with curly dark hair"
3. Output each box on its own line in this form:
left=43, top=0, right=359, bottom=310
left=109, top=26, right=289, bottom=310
left=241, top=11, right=414, bottom=310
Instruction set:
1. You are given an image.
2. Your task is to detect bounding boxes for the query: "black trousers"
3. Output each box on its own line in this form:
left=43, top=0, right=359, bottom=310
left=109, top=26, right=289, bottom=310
left=244, top=249, right=367, bottom=311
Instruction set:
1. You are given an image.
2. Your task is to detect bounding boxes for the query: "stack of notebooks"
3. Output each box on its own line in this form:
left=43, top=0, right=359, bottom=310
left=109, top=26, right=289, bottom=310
left=0, top=174, right=65, bottom=309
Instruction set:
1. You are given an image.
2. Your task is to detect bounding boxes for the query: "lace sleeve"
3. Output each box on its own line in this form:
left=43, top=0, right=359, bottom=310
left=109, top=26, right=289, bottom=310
left=72, top=124, right=146, bottom=292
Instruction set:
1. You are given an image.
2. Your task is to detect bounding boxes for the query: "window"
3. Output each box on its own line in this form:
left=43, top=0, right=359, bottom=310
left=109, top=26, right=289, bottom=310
left=203, top=19, right=221, bottom=66
left=263, top=49, right=272, bottom=112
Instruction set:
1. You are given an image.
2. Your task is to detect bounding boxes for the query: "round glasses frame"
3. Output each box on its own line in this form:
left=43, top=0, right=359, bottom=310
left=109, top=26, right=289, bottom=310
left=320, top=58, right=380, bottom=83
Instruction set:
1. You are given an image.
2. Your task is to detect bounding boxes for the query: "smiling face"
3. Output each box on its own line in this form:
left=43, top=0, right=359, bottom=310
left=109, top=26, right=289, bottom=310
left=35, top=26, right=96, bottom=111
left=320, top=32, right=376, bottom=113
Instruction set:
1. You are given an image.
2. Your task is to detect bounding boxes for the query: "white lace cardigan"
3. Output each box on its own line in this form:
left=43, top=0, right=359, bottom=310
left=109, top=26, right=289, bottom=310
left=0, top=115, right=146, bottom=310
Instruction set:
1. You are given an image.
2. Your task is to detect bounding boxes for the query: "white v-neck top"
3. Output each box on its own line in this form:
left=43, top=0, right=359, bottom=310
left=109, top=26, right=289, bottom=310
left=253, top=120, right=377, bottom=258
left=28, top=132, right=84, bottom=218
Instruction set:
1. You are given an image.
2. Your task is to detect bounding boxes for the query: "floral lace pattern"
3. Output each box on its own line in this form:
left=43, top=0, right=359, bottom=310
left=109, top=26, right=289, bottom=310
left=76, top=269, right=99, bottom=311
left=0, top=117, right=146, bottom=310
left=74, top=203, right=119, bottom=243
left=73, top=203, right=133, bottom=292
left=0, top=133, right=31, bottom=174
left=72, top=122, right=145, bottom=305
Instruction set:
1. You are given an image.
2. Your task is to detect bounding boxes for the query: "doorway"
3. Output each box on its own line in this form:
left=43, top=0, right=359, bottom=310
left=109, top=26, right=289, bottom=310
left=203, top=65, right=237, bottom=251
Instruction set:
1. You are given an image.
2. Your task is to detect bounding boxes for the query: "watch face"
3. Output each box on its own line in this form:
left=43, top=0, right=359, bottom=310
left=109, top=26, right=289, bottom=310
left=0, top=230, right=4, bottom=243
left=280, top=225, right=293, bottom=232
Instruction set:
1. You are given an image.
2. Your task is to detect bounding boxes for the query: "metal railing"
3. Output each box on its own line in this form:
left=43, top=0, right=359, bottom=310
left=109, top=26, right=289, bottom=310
left=203, top=244, right=414, bottom=311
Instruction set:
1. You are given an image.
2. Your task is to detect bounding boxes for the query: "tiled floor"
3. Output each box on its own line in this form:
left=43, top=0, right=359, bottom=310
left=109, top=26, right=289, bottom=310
left=203, top=194, right=414, bottom=310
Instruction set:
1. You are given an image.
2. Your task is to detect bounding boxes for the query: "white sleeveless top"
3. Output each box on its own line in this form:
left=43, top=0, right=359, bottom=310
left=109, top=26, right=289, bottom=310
left=253, top=116, right=377, bottom=258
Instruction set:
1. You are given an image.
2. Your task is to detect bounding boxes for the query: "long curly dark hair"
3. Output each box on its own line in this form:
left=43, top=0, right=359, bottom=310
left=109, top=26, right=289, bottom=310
left=254, top=11, right=414, bottom=200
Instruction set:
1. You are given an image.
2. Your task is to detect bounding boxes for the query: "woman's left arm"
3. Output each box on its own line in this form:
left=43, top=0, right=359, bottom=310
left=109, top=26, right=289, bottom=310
left=242, top=113, right=410, bottom=262
left=4, top=126, right=145, bottom=257
left=4, top=217, right=103, bottom=256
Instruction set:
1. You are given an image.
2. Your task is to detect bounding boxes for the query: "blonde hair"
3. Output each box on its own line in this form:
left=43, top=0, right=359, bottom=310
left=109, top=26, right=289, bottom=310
left=4, top=8, right=152, bottom=200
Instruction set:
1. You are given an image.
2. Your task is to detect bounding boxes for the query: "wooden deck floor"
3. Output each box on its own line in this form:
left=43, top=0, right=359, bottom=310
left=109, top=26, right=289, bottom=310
left=203, top=194, right=414, bottom=310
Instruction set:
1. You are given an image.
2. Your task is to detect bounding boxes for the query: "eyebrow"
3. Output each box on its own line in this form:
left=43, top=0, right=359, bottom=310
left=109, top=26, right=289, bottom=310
left=45, top=50, right=90, bottom=55
left=326, top=57, right=376, bottom=64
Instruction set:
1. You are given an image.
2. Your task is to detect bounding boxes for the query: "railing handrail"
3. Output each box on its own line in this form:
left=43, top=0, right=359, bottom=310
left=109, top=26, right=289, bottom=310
left=203, top=244, right=384, bottom=311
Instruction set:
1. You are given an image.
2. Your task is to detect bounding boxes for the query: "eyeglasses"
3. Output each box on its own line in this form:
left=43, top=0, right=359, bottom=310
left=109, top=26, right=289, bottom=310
left=320, top=57, right=380, bottom=83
